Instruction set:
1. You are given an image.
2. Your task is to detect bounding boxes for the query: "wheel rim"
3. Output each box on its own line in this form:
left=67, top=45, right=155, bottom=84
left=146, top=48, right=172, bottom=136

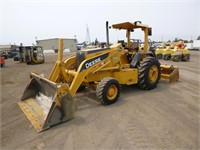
left=107, top=84, right=118, bottom=100
left=148, top=65, right=158, bottom=83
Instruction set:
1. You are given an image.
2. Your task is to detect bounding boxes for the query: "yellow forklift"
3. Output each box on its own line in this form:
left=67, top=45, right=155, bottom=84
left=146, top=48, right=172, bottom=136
left=16, top=46, right=45, bottom=64
left=25, top=46, right=45, bottom=64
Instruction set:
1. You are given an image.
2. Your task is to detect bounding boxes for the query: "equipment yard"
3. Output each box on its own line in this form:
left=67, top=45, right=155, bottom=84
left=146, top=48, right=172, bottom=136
left=1, top=51, right=200, bottom=150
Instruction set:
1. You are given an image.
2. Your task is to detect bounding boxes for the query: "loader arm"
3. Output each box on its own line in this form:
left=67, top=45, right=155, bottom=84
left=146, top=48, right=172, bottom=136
left=64, top=51, right=115, bottom=96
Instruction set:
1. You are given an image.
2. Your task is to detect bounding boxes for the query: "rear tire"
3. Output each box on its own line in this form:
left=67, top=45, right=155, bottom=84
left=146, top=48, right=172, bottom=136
left=138, top=57, right=160, bottom=90
left=96, top=77, right=120, bottom=105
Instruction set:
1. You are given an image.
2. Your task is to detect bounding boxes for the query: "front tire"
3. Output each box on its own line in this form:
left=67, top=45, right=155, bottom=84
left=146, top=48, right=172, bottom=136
left=138, top=57, right=161, bottom=90
left=182, top=55, right=190, bottom=62
left=96, top=77, right=120, bottom=105
left=166, top=55, right=171, bottom=60
left=156, top=54, right=162, bottom=59
left=172, top=55, right=181, bottom=62
left=77, top=85, right=86, bottom=92
left=163, top=54, right=171, bottom=60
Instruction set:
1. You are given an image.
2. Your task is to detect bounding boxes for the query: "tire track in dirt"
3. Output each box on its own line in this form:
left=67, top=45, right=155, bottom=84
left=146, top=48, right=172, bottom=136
left=1, top=51, right=200, bottom=150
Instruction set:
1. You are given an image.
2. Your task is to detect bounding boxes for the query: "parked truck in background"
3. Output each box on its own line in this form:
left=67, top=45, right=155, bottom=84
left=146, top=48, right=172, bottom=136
left=36, top=38, right=77, bottom=52
left=193, top=40, right=200, bottom=50
left=186, top=40, right=200, bottom=51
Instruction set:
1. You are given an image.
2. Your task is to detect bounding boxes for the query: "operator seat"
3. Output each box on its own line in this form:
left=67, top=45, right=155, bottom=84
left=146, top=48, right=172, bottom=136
left=125, top=41, right=139, bottom=63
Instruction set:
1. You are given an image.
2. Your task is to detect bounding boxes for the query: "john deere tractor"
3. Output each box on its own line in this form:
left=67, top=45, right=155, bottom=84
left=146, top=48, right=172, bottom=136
left=18, top=21, right=179, bottom=132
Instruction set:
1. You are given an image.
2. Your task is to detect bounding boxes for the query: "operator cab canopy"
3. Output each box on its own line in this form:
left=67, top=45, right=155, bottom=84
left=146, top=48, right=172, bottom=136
left=111, top=21, right=152, bottom=52
left=112, top=21, right=150, bottom=31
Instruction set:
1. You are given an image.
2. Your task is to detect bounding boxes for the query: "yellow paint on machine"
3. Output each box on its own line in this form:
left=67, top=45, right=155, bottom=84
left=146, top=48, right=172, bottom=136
left=18, top=98, right=47, bottom=132
left=18, top=22, right=179, bottom=132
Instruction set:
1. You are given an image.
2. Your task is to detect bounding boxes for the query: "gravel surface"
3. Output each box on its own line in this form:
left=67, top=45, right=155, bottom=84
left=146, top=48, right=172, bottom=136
left=1, top=51, right=199, bottom=150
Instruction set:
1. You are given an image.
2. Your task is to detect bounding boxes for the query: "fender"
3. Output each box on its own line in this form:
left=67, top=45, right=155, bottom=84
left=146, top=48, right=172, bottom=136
left=130, top=51, right=155, bottom=68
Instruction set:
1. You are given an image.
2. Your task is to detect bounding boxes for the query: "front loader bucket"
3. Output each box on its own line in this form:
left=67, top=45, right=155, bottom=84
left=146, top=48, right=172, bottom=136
left=18, top=73, right=77, bottom=132
left=160, top=65, right=179, bottom=83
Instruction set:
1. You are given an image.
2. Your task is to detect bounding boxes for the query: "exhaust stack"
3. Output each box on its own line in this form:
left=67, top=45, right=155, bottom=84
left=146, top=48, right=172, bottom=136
left=106, top=21, right=110, bottom=48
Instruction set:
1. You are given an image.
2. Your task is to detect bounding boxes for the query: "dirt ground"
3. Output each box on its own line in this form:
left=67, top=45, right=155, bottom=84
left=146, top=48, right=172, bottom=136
left=0, top=51, right=200, bottom=150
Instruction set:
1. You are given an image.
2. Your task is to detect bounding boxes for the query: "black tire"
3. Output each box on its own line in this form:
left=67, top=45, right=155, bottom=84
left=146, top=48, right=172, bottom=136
left=182, top=55, right=190, bottom=62
left=163, top=55, right=170, bottom=60
left=159, top=54, right=163, bottom=59
left=165, top=55, right=171, bottom=60
left=54, top=49, right=58, bottom=53
left=138, top=57, right=161, bottom=90
left=77, top=85, right=86, bottom=92
left=156, top=54, right=162, bottom=59
left=162, top=55, right=166, bottom=60
left=172, top=56, right=181, bottom=62
left=96, top=77, right=120, bottom=105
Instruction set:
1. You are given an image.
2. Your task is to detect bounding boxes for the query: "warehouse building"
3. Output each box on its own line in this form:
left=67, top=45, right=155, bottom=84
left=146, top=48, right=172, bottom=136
left=36, top=38, right=77, bottom=52
left=0, top=44, right=18, bottom=52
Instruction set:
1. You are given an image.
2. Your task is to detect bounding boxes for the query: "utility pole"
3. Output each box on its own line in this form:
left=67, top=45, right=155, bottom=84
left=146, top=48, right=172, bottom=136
left=35, top=37, right=37, bottom=45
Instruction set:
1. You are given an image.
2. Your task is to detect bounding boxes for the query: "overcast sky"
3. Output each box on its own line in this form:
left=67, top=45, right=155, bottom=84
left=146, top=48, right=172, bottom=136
left=1, top=0, right=199, bottom=45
